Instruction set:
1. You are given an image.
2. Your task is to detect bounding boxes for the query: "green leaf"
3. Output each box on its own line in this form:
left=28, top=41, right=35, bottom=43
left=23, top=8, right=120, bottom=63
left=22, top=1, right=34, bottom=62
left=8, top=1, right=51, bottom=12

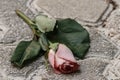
left=39, top=33, right=49, bottom=51
left=35, top=15, right=56, bottom=33
left=47, top=18, right=90, bottom=59
left=11, top=40, right=41, bottom=67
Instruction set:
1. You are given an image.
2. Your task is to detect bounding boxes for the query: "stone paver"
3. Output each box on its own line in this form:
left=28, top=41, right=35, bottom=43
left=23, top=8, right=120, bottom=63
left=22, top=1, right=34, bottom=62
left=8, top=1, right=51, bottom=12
left=85, top=27, right=118, bottom=59
left=0, top=0, right=34, bottom=44
left=26, top=58, right=108, bottom=80
left=103, top=59, right=120, bottom=80
left=98, top=9, right=120, bottom=48
left=0, top=0, right=120, bottom=80
left=113, top=0, right=120, bottom=6
left=98, top=1, right=120, bottom=80
left=0, top=45, right=45, bottom=80
left=28, top=0, right=113, bottom=26
left=0, top=0, right=36, bottom=79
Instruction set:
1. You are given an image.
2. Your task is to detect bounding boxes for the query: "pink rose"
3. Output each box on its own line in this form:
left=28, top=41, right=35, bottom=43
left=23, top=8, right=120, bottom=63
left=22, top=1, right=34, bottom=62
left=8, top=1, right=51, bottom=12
left=48, top=44, right=79, bottom=74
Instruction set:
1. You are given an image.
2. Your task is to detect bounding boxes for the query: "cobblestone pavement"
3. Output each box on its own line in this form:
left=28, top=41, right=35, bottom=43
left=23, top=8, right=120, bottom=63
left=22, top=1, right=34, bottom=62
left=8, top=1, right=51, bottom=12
left=0, top=0, right=120, bottom=80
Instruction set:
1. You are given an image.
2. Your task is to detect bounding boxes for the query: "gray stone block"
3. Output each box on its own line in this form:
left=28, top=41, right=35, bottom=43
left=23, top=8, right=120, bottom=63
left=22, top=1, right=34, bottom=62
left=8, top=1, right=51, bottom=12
left=85, top=27, right=118, bottom=59
left=27, top=0, right=113, bottom=26
left=0, top=0, right=34, bottom=44
left=103, top=59, right=120, bottom=80
left=98, top=9, right=120, bottom=48
left=0, top=45, right=45, bottom=80
left=26, top=58, right=108, bottom=80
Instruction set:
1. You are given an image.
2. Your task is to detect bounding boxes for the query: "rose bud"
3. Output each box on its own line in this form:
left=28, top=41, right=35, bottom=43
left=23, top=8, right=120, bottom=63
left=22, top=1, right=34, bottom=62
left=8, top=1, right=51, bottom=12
left=48, top=44, right=80, bottom=74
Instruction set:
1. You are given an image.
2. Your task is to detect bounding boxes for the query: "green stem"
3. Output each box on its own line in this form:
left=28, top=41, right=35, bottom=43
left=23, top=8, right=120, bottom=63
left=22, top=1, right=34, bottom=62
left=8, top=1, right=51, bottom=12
left=15, top=10, right=40, bottom=38
left=44, top=59, right=49, bottom=71
left=48, top=40, right=52, bottom=46
left=44, top=50, right=49, bottom=71
left=15, top=10, right=35, bottom=32
left=15, top=10, right=34, bottom=26
left=48, top=40, right=59, bottom=51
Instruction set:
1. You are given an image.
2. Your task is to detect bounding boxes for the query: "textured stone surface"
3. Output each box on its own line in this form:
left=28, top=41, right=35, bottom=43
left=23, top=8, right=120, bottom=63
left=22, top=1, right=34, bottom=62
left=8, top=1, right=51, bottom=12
left=85, top=27, right=118, bottom=59
left=113, top=0, right=120, bottom=6
left=103, top=59, right=120, bottom=80
left=0, top=0, right=34, bottom=44
left=103, top=50, right=120, bottom=80
left=26, top=58, right=108, bottom=80
left=98, top=9, right=120, bottom=48
left=0, top=0, right=39, bottom=80
left=28, top=0, right=113, bottom=25
left=0, top=45, right=45, bottom=80
left=98, top=2, right=120, bottom=79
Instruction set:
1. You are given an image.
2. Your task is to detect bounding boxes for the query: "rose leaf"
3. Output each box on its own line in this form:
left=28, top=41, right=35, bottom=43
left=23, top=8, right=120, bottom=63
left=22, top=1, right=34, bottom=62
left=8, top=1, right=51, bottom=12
left=47, top=18, right=90, bottom=59
left=11, top=40, right=41, bottom=67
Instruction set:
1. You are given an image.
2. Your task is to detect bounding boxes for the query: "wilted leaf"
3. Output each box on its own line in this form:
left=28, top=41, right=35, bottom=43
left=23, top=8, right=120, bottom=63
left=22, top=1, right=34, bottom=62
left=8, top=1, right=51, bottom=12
left=47, top=18, right=90, bottom=59
left=11, top=40, right=41, bottom=67
left=35, top=15, right=56, bottom=33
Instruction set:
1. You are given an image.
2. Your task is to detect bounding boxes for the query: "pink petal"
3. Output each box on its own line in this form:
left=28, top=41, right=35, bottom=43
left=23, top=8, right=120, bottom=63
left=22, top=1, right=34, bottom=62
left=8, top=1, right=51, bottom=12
left=55, top=54, right=66, bottom=67
left=48, top=49, right=62, bottom=74
left=48, top=49, right=55, bottom=67
left=56, top=44, right=76, bottom=62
